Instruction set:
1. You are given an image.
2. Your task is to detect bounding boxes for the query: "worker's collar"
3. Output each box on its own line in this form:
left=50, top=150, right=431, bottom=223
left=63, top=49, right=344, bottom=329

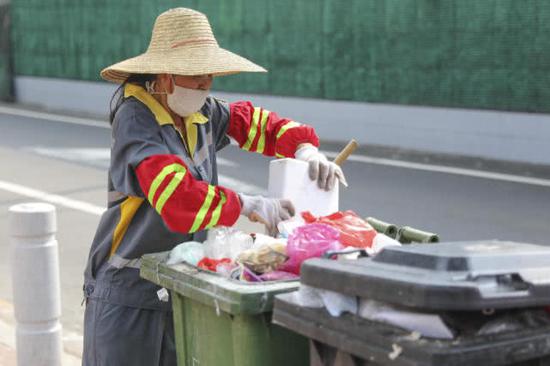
left=123, top=83, right=208, bottom=127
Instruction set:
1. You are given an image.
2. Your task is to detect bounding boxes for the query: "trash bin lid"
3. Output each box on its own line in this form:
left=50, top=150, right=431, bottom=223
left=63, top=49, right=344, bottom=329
left=273, top=292, right=550, bottom=366
left=301, top=241, right=550, bottom=310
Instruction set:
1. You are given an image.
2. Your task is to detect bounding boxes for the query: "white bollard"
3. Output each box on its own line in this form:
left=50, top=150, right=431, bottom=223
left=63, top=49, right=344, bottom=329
left=9, top=203, right=62, bottom=366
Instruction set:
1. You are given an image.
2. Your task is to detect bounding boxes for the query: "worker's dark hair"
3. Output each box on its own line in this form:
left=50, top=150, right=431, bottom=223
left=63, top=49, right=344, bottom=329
left=109, top=74, right=157, bottom=125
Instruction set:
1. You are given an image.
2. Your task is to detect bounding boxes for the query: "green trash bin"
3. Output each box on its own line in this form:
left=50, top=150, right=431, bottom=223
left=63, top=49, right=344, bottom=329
left=140, top=252, right=309, bottom=366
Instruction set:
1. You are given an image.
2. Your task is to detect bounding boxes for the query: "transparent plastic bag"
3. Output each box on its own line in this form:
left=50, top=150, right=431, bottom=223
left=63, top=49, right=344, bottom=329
left=280, top=223, right=342, bottom=275
left=203, top=227, right=254, bottom=260
left=166, top=241, right=205, bottom=266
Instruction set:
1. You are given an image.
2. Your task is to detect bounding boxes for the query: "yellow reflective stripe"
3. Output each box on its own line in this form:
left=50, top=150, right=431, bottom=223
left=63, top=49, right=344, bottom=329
left=242, top=107, right=262, bottom=151
left=205, top=191, right=227, bottom=229
left=155, top=171, right=186, bottom=214
left=256, top=109, right=270, bottom=154
left=276, top=121, right=301, bottom=140
left=148, top=163, right=186, bottom=204
left=189, top=185, right=216, bottom=232
left=275, top=153, right=285, bottom=158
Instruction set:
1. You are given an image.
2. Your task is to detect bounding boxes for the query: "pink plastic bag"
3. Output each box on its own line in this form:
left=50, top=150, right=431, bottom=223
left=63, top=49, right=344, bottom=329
left=280, top=223, right=342, bottom=275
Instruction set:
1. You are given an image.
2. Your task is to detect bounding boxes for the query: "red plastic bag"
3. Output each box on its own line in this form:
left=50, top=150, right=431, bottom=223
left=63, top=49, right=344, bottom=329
left=302, top=210, right=377, bottom=248
left=197, top=257, right=232, bottom=272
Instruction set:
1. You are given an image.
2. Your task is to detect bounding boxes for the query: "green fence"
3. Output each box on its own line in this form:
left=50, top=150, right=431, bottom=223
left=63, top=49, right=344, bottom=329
left=10, top=0, right=550, bottom=112
left=0, top=2, right=12, bottom=101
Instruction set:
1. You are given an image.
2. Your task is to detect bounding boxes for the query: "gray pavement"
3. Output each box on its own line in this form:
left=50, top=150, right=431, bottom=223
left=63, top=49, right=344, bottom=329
left=0, top=108, right=549, bottom=355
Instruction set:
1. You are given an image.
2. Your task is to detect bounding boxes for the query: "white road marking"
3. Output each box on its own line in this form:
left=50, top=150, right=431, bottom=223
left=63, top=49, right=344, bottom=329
left=0, top=105, right=109, bottom=128
left=27, top=147, right=240, bottom=168
left=0, top=174, right=264, bottom=217
left=30, top=147, right=111, bottom=160
left=216, top=157, right=239, bottom=168
left=217, top=174, right=266, bottom=195
left=0, top=180, right=106, bottom=216
left=2, top=105, right=547, bottom=187
left=324, top=151, right=550, bottom=188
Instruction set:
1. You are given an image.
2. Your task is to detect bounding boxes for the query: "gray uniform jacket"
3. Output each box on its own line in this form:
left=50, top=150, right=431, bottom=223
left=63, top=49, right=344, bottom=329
left=83, top=84, right=231, bottom=311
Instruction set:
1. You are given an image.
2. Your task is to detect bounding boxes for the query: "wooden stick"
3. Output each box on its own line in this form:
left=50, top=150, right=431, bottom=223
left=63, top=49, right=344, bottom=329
left=333, top=139, right=358, bottom=166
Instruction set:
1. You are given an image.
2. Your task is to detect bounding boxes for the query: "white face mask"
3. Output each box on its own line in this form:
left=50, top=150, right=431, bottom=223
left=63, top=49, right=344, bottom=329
left=166, top=78, right=209, bottom=117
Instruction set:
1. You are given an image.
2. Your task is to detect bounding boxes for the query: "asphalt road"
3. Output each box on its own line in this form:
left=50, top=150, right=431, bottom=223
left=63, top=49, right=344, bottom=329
left=1, top=107, right=549, bottom=338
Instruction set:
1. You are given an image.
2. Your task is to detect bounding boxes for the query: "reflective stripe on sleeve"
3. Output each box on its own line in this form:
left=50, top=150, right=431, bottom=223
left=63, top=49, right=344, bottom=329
left=148, top=163, right=187, bottom=204
left=276, top=121, right=301, bottom=141
left=242, top=107, right=262, bottom=151
left=155, top=171, right=186, bottom=214
left=189, top=185, right=216, bottom=232
left=256, top=109, right=270, bottom=154
left=205, top=191, right=227, bottom=229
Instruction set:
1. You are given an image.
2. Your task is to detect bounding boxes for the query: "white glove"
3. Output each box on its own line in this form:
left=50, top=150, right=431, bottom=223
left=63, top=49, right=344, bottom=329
left=295, top=145, right=348, bottom=191
left=239, top=193, right=295, bottom=236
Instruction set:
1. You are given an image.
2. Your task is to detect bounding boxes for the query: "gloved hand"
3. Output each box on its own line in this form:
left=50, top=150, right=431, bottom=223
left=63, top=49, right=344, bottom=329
left=295, top=144, right=348, bottom=191
left=239, top=193, right=295, bottom=236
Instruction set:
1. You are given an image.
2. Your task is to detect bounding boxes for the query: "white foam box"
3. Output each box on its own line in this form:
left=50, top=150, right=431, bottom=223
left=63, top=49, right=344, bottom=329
left=268, top=158, right=338, bottom=217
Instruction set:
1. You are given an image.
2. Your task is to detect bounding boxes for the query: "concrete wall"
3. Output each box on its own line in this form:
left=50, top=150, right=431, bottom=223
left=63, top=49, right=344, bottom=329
left=15, top=76, right=550, bottom=165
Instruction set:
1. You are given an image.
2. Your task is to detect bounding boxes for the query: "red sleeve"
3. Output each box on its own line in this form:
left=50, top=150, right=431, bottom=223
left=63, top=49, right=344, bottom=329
left=228, top=101, right=320, bottom=158
left=135, top=154, right=241, bottom=233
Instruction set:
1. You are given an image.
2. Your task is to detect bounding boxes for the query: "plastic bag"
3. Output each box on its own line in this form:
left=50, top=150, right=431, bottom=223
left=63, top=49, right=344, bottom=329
left=203, top=227, right=253, bottom=260
left=197, top=257, right=232, bottom=272
left=277, top=215, right=306, bottom=238
left=237, top=241, right=288, bottom=274
left=318, top=289, right=358, bottom=317
left=258, top=271, right=299, bottom=282
left=292, top=285, right=325, bottom=308
left=280, top=223, right=342, bottom=275
left=166, top=241, right=205, bottom=266
left=302, top=210, right=377, bottom=248
left=216, top=262, right=239, bottom=278
left=358, top=299, right=454, bottom=339
left=366, top=233, right=401, bottom=256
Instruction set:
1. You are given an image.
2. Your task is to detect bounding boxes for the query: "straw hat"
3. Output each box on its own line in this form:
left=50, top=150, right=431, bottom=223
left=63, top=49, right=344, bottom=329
left=101, top=8, right=267, bottom=83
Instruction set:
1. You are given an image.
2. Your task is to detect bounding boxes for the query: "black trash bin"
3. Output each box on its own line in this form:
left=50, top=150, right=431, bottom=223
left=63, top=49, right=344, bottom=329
left=273, top=241, right=550, bottom=366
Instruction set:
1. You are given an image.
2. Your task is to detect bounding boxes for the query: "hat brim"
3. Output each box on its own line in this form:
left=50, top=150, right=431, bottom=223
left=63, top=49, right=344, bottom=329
left=101, top=46, right=267, bottom=83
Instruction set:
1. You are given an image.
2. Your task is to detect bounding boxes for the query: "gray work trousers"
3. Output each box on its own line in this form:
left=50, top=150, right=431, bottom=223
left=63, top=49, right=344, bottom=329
left=82, top=299, right=176, bottom=366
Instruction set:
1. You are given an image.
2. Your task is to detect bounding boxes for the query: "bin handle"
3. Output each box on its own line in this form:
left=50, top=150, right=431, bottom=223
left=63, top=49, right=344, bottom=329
left=323, top=249, right=369, bottom=259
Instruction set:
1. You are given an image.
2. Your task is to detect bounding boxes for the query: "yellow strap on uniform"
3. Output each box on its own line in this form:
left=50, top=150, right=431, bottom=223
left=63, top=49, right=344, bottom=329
left=189, top=185, right=216, bottom=232
left=124, top=84, right=173, bottom=125
left=109, top=196, right=144, bottom=257
left=183, top=112, right=209, bottom=157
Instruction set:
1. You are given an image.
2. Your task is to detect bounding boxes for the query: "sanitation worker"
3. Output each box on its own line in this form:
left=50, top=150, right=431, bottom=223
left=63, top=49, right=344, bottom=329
left=82, top=7, right=346, bottom=365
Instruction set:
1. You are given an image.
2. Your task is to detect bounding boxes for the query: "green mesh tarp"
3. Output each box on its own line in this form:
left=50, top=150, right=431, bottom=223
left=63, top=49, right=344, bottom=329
left=0, top=3, right=12, bottom=101
left=10, top=0, right=550, bottom=112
